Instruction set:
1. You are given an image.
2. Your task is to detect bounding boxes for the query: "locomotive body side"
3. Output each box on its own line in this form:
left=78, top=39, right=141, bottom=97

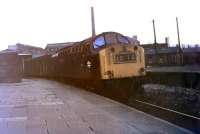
left=54, top=40, right=101, bottom=80
left=24, top=32, right=145, bottom=81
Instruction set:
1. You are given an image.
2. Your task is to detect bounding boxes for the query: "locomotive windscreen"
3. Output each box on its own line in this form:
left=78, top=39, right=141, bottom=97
left=105, top=33, right=118, bottom=44
left=93, top=32, right=129, bottom=49
left=93, top=35, right=105, bottom=49
left=105, top=33, right=129, bottom=44
left=117, top=34, right=129, bottom=44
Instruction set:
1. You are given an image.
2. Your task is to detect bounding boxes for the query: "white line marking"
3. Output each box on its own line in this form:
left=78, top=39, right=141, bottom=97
left=0, top=101, right=64, bottom=108
left=0, top=105, right=15, bottom=108
left=0, top=117, right=27, bottom=122
left=94, top=95, right=195, bottom=134
left=41, top=102, right=64, bottom=105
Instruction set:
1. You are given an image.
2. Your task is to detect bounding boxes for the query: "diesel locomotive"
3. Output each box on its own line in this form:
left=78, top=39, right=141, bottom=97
left=24, top=32, right=145, bottom=84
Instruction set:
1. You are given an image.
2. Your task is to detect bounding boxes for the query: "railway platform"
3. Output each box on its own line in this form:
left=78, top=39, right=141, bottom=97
left=0, top=78, right=195, bottom=134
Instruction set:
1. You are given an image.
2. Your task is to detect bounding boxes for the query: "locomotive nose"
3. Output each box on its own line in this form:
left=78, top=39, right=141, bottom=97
left=99, top=44, right=145, bottom=79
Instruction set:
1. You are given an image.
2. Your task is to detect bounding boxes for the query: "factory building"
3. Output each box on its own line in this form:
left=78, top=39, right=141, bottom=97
left=8, top=43, right=46, bottom=58
left=142, top=42, right=200, bottom=66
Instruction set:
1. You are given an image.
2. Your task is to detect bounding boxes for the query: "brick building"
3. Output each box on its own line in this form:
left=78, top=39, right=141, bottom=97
left=0, top=50, right=21, bottom=82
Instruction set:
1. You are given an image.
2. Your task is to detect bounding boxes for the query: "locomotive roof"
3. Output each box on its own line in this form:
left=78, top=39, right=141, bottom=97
left=58, top=31, right=129, bottom=53
left=45, top=42, right=74, bottom=50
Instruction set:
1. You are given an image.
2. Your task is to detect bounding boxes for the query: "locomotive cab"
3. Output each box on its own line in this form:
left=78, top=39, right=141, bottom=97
left=92, top=32, right=145, bottom=80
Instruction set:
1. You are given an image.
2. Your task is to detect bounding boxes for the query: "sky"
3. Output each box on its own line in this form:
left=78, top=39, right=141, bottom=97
left=0, top=0, right=199, bottom=50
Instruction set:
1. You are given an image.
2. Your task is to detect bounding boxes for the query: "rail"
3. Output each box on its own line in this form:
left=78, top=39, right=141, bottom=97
left=135, top=99, right=200, bottom=120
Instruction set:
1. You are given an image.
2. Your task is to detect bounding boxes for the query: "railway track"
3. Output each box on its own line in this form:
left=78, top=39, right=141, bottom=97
left=83, top=81, right=200, bottom=134
left=128, top=99, right=200, bottom=134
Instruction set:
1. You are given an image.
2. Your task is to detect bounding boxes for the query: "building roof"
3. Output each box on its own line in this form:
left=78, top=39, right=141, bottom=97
left=141, top=43, right=168, bottom=49
left=8, top=43, right=44, bottom=51
left=0, top=49, right=17, bottom=55
left=7, top=43, right=46, bottom=58
left=144, top=47, right=177, bottom=55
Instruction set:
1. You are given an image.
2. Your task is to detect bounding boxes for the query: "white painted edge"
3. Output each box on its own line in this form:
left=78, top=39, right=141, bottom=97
left=40, top=79, right=196, bottom=134
left=0, top=101, right=64, bottom=108
left=0, top=117, right=27, bottom=122
left=105, top=97, right=195, bottom=134
left=60, top=84, right=195, bottom=134
left=135, top=99, right=200, bottom=120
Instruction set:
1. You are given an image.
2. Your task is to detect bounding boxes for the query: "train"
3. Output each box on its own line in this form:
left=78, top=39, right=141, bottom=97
left=24, top=32, right=145, bottom=100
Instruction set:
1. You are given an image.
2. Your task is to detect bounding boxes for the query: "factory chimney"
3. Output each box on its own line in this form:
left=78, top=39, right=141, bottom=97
left=152, top=19, right=159, bottom=65
left=165, top=37, right=169, bottom=47
left=176, top=17, right=181, bottom=50
left=176, top=17, right=184, bottom=64
left=91, top=7, right=96, bottom=37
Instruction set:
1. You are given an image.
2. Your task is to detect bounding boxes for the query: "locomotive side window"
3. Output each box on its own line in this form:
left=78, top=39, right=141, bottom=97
left=117, top=35, right=129, bottom=44
left=93, top=36, right=105, bottom=49
left=105, top=33, right=117, bottom=44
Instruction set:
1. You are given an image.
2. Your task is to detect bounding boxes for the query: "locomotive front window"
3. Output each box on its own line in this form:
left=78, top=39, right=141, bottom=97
left=93, top=36, right=105, bottom=49
left=117, top=35, right=129, bottom=44
left=105, top=33, right=118, bottom=44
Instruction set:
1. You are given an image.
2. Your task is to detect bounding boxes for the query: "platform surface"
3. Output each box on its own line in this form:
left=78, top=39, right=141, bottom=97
left=0, top=78, right=194, bottom=134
